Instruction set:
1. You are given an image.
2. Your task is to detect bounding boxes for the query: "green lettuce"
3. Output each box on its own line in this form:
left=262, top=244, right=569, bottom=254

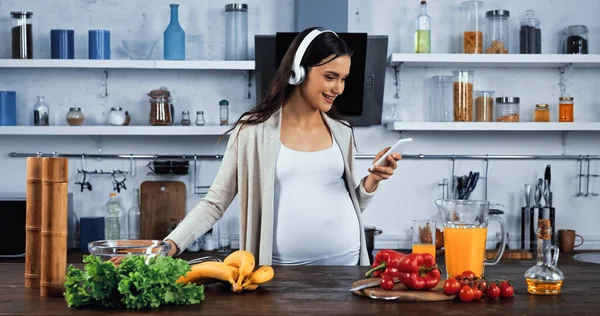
left=64, top=255, right=204, bottom=309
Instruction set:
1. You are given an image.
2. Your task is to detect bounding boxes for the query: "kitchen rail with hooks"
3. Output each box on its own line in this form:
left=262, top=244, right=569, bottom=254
left=8, top=152, right=599, bottom=197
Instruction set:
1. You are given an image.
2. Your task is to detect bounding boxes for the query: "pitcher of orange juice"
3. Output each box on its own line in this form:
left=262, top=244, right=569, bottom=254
left=435, top=199, right=507, bottom=279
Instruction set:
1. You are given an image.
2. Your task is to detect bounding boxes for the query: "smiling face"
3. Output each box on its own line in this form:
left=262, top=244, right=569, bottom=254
left=298, top=54, right=351, bottom=112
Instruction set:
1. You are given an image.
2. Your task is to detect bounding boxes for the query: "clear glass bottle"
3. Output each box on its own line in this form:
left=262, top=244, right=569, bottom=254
left=534, top=103, right=550, bottom=122
left=66, top=107, right=84, bottom=126
left=220, top=100, right=229, bottom=126
left=180, top=110, right=191, bottom=126
left=11, top=11, right=33, bottom=59
left=452, top=70, right=474, bottom=122
left=225, top=3, right=248, bottom=60
left=104, top=193, right=122, bottom=240
left=415, top=0, right=431, bottom=53
left=33, top=96, right=49, bottom=126
left=195, top=110, right=206, bottom=126
left=461, top=0, right=484, bottom=54
left=558, top=96, right=574, bottom=122
left=128, top=189, right=140, bottom=240
left=524, top=219, right=564, bottom=295
left=519, top=10, right=541, bottom=54
left=485, top=10, right=510, bottom=54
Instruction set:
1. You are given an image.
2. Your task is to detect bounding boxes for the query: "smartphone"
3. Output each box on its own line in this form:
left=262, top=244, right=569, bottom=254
left=371, top=138, right=413, bottom=170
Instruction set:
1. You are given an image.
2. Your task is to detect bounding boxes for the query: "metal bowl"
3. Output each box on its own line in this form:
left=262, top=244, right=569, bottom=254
left=88, top=240, right=171, bottom=260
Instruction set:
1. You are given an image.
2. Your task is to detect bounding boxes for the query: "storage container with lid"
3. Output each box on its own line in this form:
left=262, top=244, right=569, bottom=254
left=108, top=107, right=126, bottom=126
left=563, top=25, right=588, bottom=54
left=66, top=107, right=84, bottom=126
left=452, top=70, right=475, bottom=122
left=220, top=99, right=229, bottom=125
left=11, top=11, right=33, bottom=59
left=486, top=10, right=510, bottom=54
left=195, top=110, right=206, bottom=126
left=180, top=110, right=191, bottom=126
left=474, top=90, right=494, bottom=122
left=148, top=86, right=174, bottom=126
left=558, top=96, right=574, bottom=122
left=495, top=97, right=520, bottom=122
left=461, top=1, right=484, bottom=54
left=520, top=10, right=541, bottom=54
left=534, top=103, right=550, bottom=122
left=225, top=3, right=248, bottom=60
left=429, top=75, right=454, bottom=122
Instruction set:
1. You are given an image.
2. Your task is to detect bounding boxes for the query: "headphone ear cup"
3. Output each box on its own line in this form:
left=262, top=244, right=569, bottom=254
left=288, top=65, right=304, bottom=85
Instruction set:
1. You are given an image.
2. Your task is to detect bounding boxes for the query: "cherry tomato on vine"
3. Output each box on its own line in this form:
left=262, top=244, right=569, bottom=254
left=461, top=270, right=477, bottom=280
left=443, top=278, right=461, bottom=295
left=473, top=288, right=483, bottom=300
left=486, top=283, right=501, bottom=300
left=499, top=281, right=514, bottom=298
left=459, top=285, right=475, bottom=302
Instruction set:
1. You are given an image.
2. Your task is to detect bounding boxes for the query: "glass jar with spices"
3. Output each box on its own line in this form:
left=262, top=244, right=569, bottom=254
left=11, top=11, right=33, bottom=59
left=563, top=25, right=588, bottom=54
left=520, top=10, right=541, bottom=54
left=495, top=97, right=520, bottom=122
left=148, top=87, right=173, bottom=126
left=181, top=110, right=191, bottom=126
left=452, top=70, right=474, bottom=122
left=485, top=10, right=510, bottom=54
left=220, top=100, right=229, bottom=126
left=195, top=111, right=206, bottom=126
left=66, top=107, right=84, bottom=126
left=474, top=90, right=494, bottom=122
left=461, top=1, right=484, bottom=54
left=108, top=107, right=126, bottom=126
left=534, top=103, right=550, bottom=122
left=558, top=96, right=574, bottom=122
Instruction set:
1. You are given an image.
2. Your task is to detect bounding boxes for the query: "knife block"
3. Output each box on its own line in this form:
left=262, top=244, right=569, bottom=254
left=522, top=206, right=555, bottom=253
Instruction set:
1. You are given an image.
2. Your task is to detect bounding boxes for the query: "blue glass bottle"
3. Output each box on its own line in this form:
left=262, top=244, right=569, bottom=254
left=164, top=4, right=185, bottom=60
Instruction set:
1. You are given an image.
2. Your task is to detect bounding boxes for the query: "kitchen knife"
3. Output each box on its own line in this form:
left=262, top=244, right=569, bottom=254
left=545, top=164, right=552, bottom=207
left=349, top=278, right=399, bottom=291
left=522, top=184, right=531, bottom=250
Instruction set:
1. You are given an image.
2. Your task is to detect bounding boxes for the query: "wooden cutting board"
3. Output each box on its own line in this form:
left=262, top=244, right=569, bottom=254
left=140, top=181, right=186, bottom=240
left=352, top=278, right=455, bottom=301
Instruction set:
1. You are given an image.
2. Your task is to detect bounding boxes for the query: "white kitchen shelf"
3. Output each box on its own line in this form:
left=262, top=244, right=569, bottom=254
left=0, top=125, right=232, bottom=136
left=387, top=121, right=600, bottom=132
left=388, top=53, right=600, bottom=68
left=0, top=59, right=255, bottom=70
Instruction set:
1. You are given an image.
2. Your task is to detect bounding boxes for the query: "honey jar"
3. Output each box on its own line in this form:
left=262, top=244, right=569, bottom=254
left=534, top=103, right=550, bottom=122
left=558, top=96, right=574, bottom=122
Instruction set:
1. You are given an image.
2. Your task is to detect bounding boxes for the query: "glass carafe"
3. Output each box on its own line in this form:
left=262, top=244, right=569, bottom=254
left=435, top=199, right=506, bottom=278
left=524, top=219, right=564, bottom=295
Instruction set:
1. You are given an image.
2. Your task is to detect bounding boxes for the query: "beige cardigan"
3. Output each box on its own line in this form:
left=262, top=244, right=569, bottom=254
left=165, top=108, right=377, bottom=266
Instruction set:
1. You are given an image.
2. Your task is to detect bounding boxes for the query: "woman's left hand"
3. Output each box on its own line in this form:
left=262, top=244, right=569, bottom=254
left=364, top=147, right=402, bottom=192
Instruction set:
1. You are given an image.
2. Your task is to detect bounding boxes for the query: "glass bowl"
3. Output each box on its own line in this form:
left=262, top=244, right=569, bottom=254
left=121, top=39, right=158, bottom=60
left=88, top=240, right=171, bottom=260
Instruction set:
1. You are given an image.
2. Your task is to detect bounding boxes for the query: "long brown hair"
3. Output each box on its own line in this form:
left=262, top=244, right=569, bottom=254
left=224, top=27, right=355, bottom=140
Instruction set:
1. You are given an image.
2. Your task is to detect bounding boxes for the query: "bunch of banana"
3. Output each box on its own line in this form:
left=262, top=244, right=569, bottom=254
left=177, top=250, right=274, bottom=293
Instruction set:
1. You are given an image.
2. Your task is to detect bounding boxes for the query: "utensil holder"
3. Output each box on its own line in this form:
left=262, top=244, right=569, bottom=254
left=526, top=206, right=556, bottom=253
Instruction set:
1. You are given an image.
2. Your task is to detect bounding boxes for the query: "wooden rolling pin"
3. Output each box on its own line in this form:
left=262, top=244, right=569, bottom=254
left=40, top=157, right=69, bottom=297
left=25, top=157, right=43, bottom=289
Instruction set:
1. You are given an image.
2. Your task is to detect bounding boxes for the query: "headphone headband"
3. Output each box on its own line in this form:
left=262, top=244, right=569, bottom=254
left=288, top=28, right=338, bottom=85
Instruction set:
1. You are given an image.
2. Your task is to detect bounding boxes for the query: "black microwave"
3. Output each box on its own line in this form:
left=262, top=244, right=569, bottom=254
left=254, top=32, right=389, bottom=126
left=0, top=192, right=75, bottom=257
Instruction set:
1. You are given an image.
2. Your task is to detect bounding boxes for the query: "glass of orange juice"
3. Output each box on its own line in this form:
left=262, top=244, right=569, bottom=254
left=411, top=219, right=437, bottom=261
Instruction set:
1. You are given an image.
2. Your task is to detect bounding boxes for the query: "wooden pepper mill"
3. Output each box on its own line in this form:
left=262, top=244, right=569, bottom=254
left=25, top=157, right=43, bottom=288
left=40, top=157, right=69, bottom=297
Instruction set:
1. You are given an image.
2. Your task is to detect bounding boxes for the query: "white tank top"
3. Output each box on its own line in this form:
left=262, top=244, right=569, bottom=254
left=272, top=138, right=360, bottom=266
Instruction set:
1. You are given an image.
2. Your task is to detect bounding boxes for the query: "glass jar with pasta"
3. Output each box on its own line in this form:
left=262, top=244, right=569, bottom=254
left=461, top=0, right=484, bottom=54
left=452, top=70, right=475, bottom=122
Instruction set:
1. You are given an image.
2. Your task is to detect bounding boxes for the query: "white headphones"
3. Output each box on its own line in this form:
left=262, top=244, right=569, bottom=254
left=288, top=28, right=338, bottom=85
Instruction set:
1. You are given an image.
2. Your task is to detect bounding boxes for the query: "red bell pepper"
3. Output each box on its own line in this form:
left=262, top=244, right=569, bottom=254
left=395, top=253, right=441, bottom=290
left=365, top=249, right=405, bottom=278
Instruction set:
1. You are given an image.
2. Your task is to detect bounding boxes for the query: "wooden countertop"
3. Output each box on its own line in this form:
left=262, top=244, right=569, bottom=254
left=1, top=250, right=599, bottom=315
